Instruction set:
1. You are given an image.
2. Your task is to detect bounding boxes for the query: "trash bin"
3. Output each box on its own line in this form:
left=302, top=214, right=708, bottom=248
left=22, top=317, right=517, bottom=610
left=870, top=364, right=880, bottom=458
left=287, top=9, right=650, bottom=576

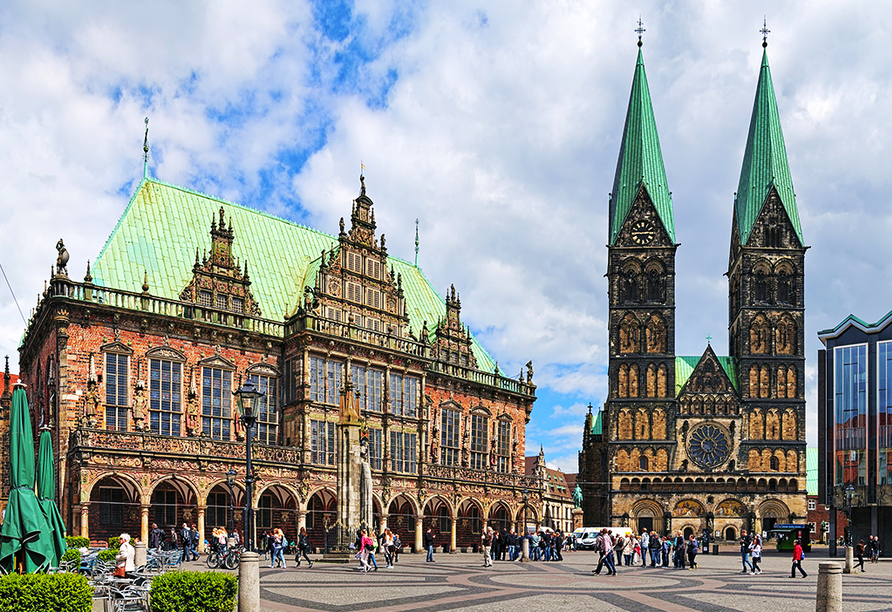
left=712, top=545, right=719, bottom=555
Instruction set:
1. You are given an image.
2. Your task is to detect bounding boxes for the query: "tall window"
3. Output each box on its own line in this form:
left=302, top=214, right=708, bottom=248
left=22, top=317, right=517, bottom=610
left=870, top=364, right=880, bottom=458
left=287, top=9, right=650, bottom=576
left=440, top=408, right=460, bottom=466
left=99, top=488, right=124, bottom=526
left=351, top=365, right=383, bottom=411
left=258, top=494, right=273, bottom=529
left=310, top=420, right=336, bottom=465
left=105, top=353, right=129, bottom=431
left=390, top=431, right=417, bottom=473
left=149, top=359, right=182, bottom=436
left=389, top=373, right=418, bottom=417
left=310, top=357, right=343, bottom=405
left=202, top=367, right=232, bottom=440
left=248, top=374, right=278, bottom=445
left=368, top=428, right=383, bottom=470
left=835, top=345, right=867, bottom=486
left=878, top=342, right=892, bottom=485
left=495, top=420, right=511, bottom=473
left=470, top=414, right=489, bottom=470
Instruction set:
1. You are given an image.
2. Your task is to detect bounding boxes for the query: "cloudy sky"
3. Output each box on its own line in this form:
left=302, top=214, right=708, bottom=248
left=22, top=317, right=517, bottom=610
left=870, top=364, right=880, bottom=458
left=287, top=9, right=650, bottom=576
left=1, top=1, right=891, bottom=472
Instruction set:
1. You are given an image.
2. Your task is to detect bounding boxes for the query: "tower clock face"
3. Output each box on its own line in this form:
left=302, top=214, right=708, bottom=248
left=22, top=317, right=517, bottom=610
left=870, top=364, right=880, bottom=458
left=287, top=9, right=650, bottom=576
left=630, top=220, right=655, bottom=245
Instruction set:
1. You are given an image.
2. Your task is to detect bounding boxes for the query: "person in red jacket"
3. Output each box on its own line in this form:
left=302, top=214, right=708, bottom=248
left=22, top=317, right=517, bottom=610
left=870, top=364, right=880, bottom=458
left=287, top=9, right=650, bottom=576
left=790, top=539, right=807, bottom=578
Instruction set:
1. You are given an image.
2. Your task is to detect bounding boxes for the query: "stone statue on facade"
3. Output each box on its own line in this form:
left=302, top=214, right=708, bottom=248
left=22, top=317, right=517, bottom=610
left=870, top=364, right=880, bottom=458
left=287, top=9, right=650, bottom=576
left=56, top=239, right=69, bottom=276
left=132, top=381, right=147, bottom=431
left=572, top=484, right=583, bottom=509
left=184, top=388, right=200, bottom=436
left=359, top=437, right=373, bottom=530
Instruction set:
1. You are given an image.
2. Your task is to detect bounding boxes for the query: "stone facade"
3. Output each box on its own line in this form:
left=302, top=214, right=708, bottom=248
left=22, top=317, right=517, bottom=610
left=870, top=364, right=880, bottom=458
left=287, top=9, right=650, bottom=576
left=14, top=177, right=539, bottom=551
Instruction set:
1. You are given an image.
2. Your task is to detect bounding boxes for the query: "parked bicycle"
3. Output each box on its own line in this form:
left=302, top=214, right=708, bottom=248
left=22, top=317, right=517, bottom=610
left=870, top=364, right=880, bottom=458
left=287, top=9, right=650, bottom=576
left=206, top=545, right=241, bottom=570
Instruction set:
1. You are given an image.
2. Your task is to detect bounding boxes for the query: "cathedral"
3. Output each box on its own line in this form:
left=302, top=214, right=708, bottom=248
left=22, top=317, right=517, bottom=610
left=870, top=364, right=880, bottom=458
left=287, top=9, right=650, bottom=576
left=579, top=37, right=807, bottom=539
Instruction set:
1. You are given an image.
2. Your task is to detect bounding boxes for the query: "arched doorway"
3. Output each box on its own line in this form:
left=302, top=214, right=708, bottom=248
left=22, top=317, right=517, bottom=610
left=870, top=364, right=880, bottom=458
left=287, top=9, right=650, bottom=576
left=258, top=484, right=299, bottom=545
left=306, top=489, right=336, bottom=550
left=457, top=499, right=484, bottom=549
left=683, top=526, right=694, bottom=539
left=488, top=503, right=511, bottom=533
left=631, top=499, right=663, bottom=535
left=422, top=497, right=452, bottom=552
left=205, top=482, right=245, bottom=540
left=150, top=479, right=198, bottom=548
left=724, top=526, right=737, bottom=541
left=89, top=475, right=141, bottom=544
left=387, top=495, right=417, bottom=550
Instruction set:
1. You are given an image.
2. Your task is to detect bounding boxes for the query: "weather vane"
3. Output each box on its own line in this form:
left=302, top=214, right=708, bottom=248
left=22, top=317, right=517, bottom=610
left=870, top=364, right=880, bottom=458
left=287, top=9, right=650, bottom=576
left=706, top=334, right=712, bottom=345
left=635, top=16, right=646, bottom=47
left=143, top=117, right=150, bottom=179
left=760, top=16, right=770, bottom=48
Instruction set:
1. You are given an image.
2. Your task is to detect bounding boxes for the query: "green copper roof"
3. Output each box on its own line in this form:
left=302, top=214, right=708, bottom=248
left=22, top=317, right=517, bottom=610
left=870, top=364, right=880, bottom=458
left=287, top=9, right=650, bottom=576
left=609, top=47, right=674, bottom=246
left=675, top=354, right=737, bottom=396
left=590, top=410, right=603, bottom=435
left=734, top=48, right=803, bottom=246
left=806, top=447, right=818, bottom=496
left=91, top=178, right=497, bottom=373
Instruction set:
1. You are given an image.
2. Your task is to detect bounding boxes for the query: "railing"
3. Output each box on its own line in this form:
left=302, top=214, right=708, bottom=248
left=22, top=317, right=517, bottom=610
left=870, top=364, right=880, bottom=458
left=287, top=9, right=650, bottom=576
left=422, top=463, right=540, bottom=489
left=69, top=427, right=301, bottom=464
left=427, top=360, right=536, bottom=396
left=291, top=314, right=429, bottom=357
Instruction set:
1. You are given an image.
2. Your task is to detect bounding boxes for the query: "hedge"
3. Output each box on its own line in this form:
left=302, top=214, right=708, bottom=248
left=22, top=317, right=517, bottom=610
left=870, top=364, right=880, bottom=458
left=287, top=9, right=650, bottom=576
left=0, top=573, right=91, bottom=612
left=107, top=537, right=121, bottom=550
left=65, top=536, right=89, bottom=549
left=150, top=571, right=237, bottom=612
left=98, top=549, right=118, bottom=562
left=61, top=548, right=81, bottom=564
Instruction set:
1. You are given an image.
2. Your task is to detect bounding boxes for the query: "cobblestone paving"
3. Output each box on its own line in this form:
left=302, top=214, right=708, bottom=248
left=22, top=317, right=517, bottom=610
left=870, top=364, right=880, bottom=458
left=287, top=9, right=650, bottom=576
left=195, top=548, right=892, bottom=612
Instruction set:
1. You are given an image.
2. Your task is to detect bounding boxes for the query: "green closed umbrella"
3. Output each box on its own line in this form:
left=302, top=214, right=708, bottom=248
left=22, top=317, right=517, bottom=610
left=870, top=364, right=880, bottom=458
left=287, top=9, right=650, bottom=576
left=0, top=385, right=54, bottom=573
left=36, top=428, right=68, bottom=567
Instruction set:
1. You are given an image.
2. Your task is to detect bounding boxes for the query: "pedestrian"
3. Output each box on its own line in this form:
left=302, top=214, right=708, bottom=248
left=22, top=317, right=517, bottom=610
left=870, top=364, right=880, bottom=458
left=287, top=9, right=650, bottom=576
left=481, top=527, right=494, bottom=567
left=855, top=539, right=866, bottom=573
left=499, top=528, right=509, bottom=560
left=190, top=524, right=200, bottom=560
left=750, top=534, right=762, bottom=574
left=491, top=527, right=501, bottom=561
left=640, top=529, right=650, bottom=567
left=296, top=526, right=313, bottom=567
left=114, top=533, right=135, bottom=578
left=541, top=529, right=552, bottom=561
left=261, top=531, right=270, bottom=561
left=149, top=522, right=164, bottom=550
left=790, top=539, right=807, bottom=578
left=424, top=528, right=435, bottom=562
left=382, top=528, right=395, bottom=568
left=393, top=533, right=401, bottom=563
left=507, top=529, right=518, bottom=561
left=367, top=530, right=379, bottom=571
left=686, top=534, right=699, bottom=570
left=265, top=530, right=275, bottom=562
left=530, top=530, right=540, bottom=561
left=168, top=527, right=177, bottom=552
left=358, top=529, right=374, bottom=573
left=739, top=529, right=754, bottom=574
left=603, top=530, right=617, bottom=575
left=661, top=535, right=670, bottom=568
left=554, top=531, right=564, bottom=562
left=270, top=528, right=286, bottom=569
left=623, top=534, right=634, bottom=566
left=179, top=523, right=192, bottom=563
left=673, top=531, right=686, bottom=569
left=869, top=535, right=881, bottom=563
left=592, top=529, right=606, bottom=575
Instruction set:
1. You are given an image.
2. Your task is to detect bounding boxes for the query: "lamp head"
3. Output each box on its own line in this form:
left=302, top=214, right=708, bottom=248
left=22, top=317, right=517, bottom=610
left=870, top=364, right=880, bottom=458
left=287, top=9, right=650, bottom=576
left=226, top=468, right=236, bottom=487
left=236, top=378, right=264, bottom=421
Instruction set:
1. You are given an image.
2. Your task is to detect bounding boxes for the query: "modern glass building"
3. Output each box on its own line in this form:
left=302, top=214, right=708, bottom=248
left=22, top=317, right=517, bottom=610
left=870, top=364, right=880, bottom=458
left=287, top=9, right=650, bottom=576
left=818, top=312, right=892, bottom=556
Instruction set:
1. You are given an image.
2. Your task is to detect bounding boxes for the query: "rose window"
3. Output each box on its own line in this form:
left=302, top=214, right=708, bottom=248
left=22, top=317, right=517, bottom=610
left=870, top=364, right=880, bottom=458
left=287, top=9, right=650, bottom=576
left=687, top=423, right=731, bottom=468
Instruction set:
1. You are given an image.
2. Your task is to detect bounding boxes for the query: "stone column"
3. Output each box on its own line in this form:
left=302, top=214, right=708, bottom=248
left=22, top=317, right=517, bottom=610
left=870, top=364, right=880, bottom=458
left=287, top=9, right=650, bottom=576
left=521, top=536, right=530, bottom=562
left=297, top=510, right=307, bottom=532
left=414, top=516, right=423, bottom=553
left=197, top=506, right=207, bottom=552
left=134, top=541, right=147, bottom=568
left=140, top=505, right=150, bottom=545
left=239, top=551, right=260, bottom=612
left=816, top=562, right=843, bottom=612
left=379, top=512, right=388, bottom=532
left=80, top=504, right=90, bottom=540
left=844, top=545, right=854, bottom=574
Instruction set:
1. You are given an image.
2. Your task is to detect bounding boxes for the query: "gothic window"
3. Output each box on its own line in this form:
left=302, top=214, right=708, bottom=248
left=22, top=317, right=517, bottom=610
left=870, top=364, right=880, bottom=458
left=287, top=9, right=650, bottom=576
left=390, top=431, right=417, bottom=473
left=629, top=364, right=640, bottom=398
left=618, top=410, right=632, bottom=440
left=646, top=314, right=666, bottom=354
left=777, top=365, right=787, bottom=398
left=470, top=414, right=489, bottom=469
left=787, top=366, right=797, bottom=398
left=646, top=364, right=657, bottom=398
left=618, top=365, right=629, bottom=398
left=766, top=410, right=780, bottom=440
left=657, top=364, right=668, bottom=397
left=646, top=269, right=664, bottom=302
left=622, top=270, right=639, bottom=303
left=248, top=373, right=278, bottom=445
left=776, top=317, right=796, bottom=355
left=105, top=353, right=129, bottom=431
left=777, top=269, right=794, bottom=304
left=440, top=408, right=460, bottom=466
left=389, top=373, right=418, bottom=417
left=351, top=365, right=384, bottom=412
left=202, top=367, right=232, bottom=440
left=635, top=409, right=650, bottom=440
left=754, top=270, right=769, bottom=303
left=750, top=410, right=764, bottom=440
left=310, top=419, right=336, bottom=465
left=639, top=456, right=649, bottom=471
left=652, top=409, right=666, bottom=439
left=619, top=314, right=640, bottom=354
left=750, top=315, right=769, bottom=354
left=760, top=366, right=770, bottom=398
left=149, top=358, right=182, bottom=436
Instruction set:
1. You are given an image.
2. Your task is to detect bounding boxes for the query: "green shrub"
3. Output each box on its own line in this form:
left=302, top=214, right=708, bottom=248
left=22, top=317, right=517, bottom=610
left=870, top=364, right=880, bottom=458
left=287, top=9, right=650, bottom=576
left=150, top=571, right=237, bottom=612
left=107, top=536, right=121, bottom=550
left=98, top=549, right=118, bottom=561
left=65, top=536, right=90, bottom=549
left=0, top=573, right=91, bottom=612
left=61, top=548, right=81, bottom=564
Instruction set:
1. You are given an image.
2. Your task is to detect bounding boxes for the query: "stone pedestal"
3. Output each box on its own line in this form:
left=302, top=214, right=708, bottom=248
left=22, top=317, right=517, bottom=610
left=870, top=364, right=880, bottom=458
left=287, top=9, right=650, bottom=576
left=572, top=509, right=584, bottom=531
left=816, top=562, right=843, bottom=612
left=844, top=546, right=853, bottom=574
left=134, top=542, right=147, bottom=568
left=239, top=551, right=260, bottom=612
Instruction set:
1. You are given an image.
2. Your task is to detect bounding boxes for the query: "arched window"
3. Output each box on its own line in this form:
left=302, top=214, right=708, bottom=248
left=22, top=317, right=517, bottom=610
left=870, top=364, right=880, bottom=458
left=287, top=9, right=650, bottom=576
left=622, top=270, right=639, bottom=303
left=769, top=456, right=779, bottom=471
left=777, top=269, right=794, bottom=304
left=646, top=269, right=663, bottom=302
left=754, top=270, right=769, bottom=302
left=639, top=456, right=649, bottom=471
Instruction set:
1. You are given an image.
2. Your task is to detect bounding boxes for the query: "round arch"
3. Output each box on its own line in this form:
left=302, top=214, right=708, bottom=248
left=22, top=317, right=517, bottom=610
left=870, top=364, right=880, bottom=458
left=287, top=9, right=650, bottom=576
left=256, top=483, right=300, bottom=541
left=88, top=474, right=142, bottom=544
left=84, top=471, right=142, bottom=504
left=306, top=488, right=337, bottom=546
left=200, top=478, right=246, bottom=506
left=758, top=499, right=790, bottom=533
left=631, top=498, right=664, bottom=535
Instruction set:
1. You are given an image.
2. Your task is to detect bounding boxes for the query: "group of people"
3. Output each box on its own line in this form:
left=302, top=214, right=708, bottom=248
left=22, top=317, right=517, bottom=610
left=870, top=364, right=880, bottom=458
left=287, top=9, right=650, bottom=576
left=147, top=521, right=201, bottom=562
left=423, top=526, right=569, bottom=565
left=355, top=527, right=403, bottom=572
left=261, top=527, right=314, bottom=569
left=590, top=528, right=701, bottom=576
left=853, top=535, right=883, bottom=572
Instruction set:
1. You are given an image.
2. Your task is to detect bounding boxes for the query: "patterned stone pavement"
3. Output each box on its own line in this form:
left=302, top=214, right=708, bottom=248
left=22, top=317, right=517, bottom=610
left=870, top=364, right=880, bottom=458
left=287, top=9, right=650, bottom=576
left=191, top=548, right=892, bottom=612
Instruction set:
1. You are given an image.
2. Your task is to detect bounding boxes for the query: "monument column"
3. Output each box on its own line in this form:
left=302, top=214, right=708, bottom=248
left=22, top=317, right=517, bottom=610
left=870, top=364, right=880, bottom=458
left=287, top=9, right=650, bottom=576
left=335, top=375, right=363, bottom=549
left=414, top=515, right=423, bottom=553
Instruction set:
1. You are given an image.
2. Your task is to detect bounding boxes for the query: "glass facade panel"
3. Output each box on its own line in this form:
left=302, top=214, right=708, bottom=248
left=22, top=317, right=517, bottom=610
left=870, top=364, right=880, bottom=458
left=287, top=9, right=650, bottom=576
left=835, top=345, right=867, bottom=486
left=309, top=357, right=343, bottom=405
left=496, top=420, right=511, bottom=473
left=878, top=342, right=892, bottom=485
left=390, top=431, right=417, bottom=473
left=310, top=420, right=336, bottom=465
left=368, top=428, right=382, bottom=470
left=470, top=414, right=488, bottom=470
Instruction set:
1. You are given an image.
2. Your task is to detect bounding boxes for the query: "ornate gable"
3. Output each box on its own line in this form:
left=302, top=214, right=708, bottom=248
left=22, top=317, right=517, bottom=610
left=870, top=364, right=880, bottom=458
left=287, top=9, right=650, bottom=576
left=431, top=284, right=478, bottom=368
left=614, top=186, right=674, bottom=249
left=678, top=345, right=740, bottom=416
left=180, top=207, right=261, bottom=316
left=744, top=187, right=802, bottom=250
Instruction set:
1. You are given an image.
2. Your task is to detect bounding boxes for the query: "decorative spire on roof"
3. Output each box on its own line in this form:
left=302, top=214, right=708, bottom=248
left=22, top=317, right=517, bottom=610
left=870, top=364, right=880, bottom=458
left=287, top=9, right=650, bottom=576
left=733, top=33, right=803, bottom=246
left=143, top=117, right=149, bottom=179
left=608, top=33, right=674, bottom=245
left=760, top=16, right=770, bottom=48
left=415, top=218, right=419, bottom=267
left=635, top=16, right=646, bottom=47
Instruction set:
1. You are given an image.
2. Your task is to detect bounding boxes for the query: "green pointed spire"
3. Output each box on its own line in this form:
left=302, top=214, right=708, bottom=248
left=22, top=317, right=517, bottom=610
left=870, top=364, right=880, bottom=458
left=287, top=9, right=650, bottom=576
left=734, top=48, right=803, bottom=246
left=609, top=47, right=674, bottom=246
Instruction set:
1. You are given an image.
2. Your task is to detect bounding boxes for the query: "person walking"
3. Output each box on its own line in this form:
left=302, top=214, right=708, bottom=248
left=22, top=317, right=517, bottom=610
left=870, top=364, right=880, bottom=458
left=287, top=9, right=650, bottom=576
left=603, top=530, right=617, bottom=576
left=750, top=534, right=762, bottom=574
left=424, top=528, right=435, bottom=562
left=673, top=532, right=686, bottom=569
left=491, top=527, right=501, bottom=562
left=115, top=533, right=136, bottom=578
left=623, top=534, right=635, bottom=566
left=507, top=530, right=517, bottom=561
left=180, top=523, right=193, bottom=563
left=190, top=524, right=200, bottom=560
left=855, top=539, right=866, bottom=573
left=296, top=527, right=313, bottom=567
left=382, top=528, right=395, bottom=568
left=591, top=529, right=607, bottom=575
left=685, top=534, right=699, bottom=570
left=393, top=533, right=401, bottom=563
left=148, top=523, right=164, bottom=550
left=869, top=535, right=881, bottom=563
left=790, top=539, right=807, bottom=578
left=739, top=530, right=754, bottom=574
left=554, top=531, right=564, bottom=562
left=640, top=529, right=650, bottom=567
left=270, top=528, right=287, bottom=569
left=481, top=527, right=494, bottom=567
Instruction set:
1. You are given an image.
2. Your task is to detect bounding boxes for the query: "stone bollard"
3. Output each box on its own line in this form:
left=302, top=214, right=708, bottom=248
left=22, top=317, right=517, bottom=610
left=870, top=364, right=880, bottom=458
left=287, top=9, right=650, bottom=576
left=239, top=552, right=260, bottom=612
left=134, top=541, right=147, bottom=568
left=844, top=546, right=853, bottom=574
left=816, top=562, right=843, bottom=612
left=520, top=538, right=530, bottom=562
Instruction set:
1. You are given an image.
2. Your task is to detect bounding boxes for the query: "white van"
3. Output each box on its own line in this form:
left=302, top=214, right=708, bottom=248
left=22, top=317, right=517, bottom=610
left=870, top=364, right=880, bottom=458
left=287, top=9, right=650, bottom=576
left=571, top=527, right=635, bottom=550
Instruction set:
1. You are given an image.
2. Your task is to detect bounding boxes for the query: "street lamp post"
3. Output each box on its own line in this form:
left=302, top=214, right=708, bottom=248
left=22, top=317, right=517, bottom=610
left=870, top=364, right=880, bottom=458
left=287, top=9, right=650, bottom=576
left=235, top=378, right=264, bottom=552
left=226, top=468, right=236, bottom=536
left=521, top=488, right=530, bottom=562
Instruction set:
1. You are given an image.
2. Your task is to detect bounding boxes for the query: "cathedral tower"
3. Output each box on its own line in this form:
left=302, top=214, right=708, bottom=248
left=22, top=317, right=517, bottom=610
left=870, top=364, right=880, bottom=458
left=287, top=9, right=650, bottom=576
left=728, top=41, right=807, bottom=527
